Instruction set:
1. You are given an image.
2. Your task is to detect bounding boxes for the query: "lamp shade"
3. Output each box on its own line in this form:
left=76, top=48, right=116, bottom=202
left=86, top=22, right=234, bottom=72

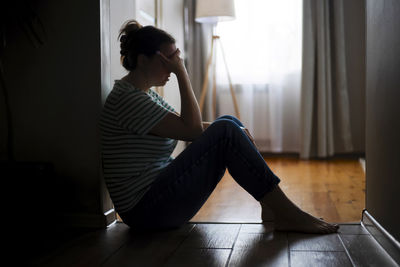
left=195, top=0, right=236, bottom=24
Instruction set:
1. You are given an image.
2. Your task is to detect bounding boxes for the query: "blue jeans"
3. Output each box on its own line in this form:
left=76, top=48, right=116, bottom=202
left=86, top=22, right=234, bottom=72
left=119, top=115, right=281, bottom=230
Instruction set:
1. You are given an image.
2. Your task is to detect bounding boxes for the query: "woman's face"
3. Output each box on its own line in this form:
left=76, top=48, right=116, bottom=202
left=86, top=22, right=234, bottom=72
left=145, top=42, right=177, bottom=87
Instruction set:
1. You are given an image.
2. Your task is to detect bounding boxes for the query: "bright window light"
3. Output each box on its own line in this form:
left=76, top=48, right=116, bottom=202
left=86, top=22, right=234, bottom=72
left=215, top=0, right=303, bottom=85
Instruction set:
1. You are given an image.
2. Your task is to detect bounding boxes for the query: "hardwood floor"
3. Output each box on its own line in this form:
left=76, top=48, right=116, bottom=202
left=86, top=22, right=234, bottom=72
left=191, top=157, right=365, bottom=223
left=30, top=222, right=398, bottom=266
left=27, top=157, right=396, bottom=266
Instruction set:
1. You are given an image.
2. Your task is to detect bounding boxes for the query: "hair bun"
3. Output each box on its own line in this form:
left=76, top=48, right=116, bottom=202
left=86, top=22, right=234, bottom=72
left=119, top=20, right=143, bottom=57
left=119, top=20, right=142, bottom=41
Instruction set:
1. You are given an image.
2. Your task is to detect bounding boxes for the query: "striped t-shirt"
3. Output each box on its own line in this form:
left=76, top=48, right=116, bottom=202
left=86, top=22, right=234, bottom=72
left=100, top=79, right=177, bottom=214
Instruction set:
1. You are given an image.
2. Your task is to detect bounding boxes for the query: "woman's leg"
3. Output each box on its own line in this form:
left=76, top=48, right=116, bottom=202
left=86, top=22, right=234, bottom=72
left=215, top=116, right=339, bottom=232
left=214, top=116, right=339, bottom=233
left=120, top=118, right=279, bottom=229
left=259, top=185, right=340, bottom=233
left=121, top=118, right=338, bottom=233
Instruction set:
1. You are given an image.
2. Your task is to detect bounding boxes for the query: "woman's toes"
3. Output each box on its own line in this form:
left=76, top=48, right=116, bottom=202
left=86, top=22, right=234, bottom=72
left=322, top=226, right=334, bottom=233
left=317, top=221, right=338, bottom=233
left=328, top=224, right=339, bottom=233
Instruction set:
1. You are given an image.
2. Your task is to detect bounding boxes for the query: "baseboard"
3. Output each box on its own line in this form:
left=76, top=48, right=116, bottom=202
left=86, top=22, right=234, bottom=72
left=260, top=152, right=366, bottom=160
left=57, top=209, right=116, bottom=229
left=190, top=220, right=265, bottom=224
left=361, top=209, right=400, bottom=265
left=359, top=158, right=366, bottom=173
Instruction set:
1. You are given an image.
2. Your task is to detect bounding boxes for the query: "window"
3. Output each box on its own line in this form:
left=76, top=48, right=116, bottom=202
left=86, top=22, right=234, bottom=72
left=215, top=0, right=302, bottom=85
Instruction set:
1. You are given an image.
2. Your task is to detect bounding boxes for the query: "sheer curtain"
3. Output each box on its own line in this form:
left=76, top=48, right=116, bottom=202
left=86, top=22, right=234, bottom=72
left=215, top=0, right=303, bottom=152
left=300, top=0, right=354, bottom=159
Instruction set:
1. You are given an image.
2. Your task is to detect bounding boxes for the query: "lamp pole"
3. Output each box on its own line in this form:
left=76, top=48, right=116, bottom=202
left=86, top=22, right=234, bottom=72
left=195, top=0, right=239, bottom=120
left=198, top=34, right=240, bottom=120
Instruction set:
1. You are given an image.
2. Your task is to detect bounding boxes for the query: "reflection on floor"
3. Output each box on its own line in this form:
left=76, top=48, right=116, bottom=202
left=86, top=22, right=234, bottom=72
left=31, top=222, right=398, bottom=266
left=191, top=157, right=365, bottom=223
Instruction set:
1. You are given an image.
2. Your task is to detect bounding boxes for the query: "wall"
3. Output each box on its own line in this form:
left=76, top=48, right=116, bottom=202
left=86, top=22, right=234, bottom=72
left=1, top=0, right=107, bottom=225
left=110, top=0, right=136, bottom=91
left=366, top=0, right=400, bottom=241
left=343, top=0, right=366, bottom=153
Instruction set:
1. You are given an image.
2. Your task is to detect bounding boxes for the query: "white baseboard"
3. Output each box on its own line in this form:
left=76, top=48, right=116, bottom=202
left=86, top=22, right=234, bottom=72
left=57, top=209, right=116, bottom=228
left=359, top=157, right=366, bottom=173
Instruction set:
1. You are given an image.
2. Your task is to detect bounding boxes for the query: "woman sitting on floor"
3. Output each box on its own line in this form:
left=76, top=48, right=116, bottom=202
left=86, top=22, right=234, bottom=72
left=100, top=20, right=339, bottom=234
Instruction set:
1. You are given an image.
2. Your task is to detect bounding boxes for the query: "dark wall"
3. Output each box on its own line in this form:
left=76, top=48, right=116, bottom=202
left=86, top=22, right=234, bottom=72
left=343, top=0, right=366, bottom=153
left=0, top=0, right=106, bottom=218
left=366, top=0, right=400, bottom=240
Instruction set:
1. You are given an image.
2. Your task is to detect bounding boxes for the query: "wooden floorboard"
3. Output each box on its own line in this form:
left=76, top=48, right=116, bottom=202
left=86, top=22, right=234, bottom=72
left=31, top=222, right=399, bottom=266
left=34, top=223, right=132, bottom=266
left=288, top=233, right=345, bottom=251
left=290, top=251, right=352, bottom=267
left=102, top=224, right=195, bottom=267
left=164, top=248, right=231, bottom=267
left=179, top=224, right=241, bottom=249
left=229, top=231, right=289, bottom=267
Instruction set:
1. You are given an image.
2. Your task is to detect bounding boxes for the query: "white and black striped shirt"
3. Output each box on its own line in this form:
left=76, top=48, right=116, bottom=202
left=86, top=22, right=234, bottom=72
left=100, top=80, right=177, bottom=214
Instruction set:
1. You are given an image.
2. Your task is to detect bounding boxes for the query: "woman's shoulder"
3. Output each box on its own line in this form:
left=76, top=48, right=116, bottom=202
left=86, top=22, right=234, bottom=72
left=114, top=79, right=137, bottom=91
left=113, top=80, right=149, bottom=97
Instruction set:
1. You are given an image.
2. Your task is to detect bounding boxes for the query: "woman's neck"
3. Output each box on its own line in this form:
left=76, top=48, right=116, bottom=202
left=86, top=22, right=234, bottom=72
left=122, top=71, right=150, bottom=92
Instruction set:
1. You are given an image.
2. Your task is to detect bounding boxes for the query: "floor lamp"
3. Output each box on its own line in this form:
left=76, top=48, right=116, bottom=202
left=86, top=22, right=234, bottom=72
left=195, top=0, right=240, bottom=120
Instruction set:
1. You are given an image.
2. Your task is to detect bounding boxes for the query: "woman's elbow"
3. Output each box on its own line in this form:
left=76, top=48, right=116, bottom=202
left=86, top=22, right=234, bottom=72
left=188, top=125, right=204, bottom=141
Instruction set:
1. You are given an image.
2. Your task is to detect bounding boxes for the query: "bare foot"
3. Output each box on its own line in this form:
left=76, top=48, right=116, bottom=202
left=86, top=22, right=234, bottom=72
left=273, top=210, right=339, bottom=234
left=260, top=185, right=339, bottom=234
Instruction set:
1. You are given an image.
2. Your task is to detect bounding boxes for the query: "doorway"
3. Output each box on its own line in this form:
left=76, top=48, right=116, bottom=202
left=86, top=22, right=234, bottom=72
left=191, top=156, right=365, bottom=223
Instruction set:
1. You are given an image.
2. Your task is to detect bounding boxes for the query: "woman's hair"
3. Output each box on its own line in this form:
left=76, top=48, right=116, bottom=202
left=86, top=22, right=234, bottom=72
left=118, top=20, right=176, bottom=71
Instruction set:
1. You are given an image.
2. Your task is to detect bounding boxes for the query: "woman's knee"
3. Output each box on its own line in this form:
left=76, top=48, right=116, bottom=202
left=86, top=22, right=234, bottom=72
left=215, top=115, right=243, bottom=127
left=209, top=119, right=241, bottom=132
left=216, top=115, right=236, bottom=121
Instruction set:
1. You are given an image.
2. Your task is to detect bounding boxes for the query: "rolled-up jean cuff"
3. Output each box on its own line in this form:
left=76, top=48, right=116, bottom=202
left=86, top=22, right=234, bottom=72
left=253, top=175, right=281, bottom=201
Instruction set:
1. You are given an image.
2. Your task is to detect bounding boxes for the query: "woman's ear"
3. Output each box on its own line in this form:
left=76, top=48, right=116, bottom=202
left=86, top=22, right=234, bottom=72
left=136, top=54, right=148, bottom=68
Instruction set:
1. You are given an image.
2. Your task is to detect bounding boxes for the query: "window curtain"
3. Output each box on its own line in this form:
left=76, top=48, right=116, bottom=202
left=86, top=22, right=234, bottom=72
left=183, top=0, right=214, bottom=122
left=215, top=0, right=303, bottom=153
left=300, top=0, right=353, bottom=158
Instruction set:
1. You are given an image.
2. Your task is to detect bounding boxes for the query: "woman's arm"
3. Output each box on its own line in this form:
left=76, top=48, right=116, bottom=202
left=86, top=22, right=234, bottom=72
left=169, top=110, right=258, bottom=148
left=158, top=49, right=202, bottom=133
left=173, top=112, right=211, bottom=132
left=148, top=49, right=203, bottom=141
left=175, top=65, right=203, bottom=133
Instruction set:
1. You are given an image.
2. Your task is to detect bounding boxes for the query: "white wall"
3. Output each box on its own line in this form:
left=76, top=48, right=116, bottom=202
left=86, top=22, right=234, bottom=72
left=110, top=0, right=136, bottom=92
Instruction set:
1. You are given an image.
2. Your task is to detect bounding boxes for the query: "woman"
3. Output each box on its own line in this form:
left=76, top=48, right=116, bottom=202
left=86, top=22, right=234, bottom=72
left=100, top=20, right=339, bottom=234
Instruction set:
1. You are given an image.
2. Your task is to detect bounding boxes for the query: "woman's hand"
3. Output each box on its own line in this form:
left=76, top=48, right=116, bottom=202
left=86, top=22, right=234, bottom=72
left=157, top=49, right=186, bottom=74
